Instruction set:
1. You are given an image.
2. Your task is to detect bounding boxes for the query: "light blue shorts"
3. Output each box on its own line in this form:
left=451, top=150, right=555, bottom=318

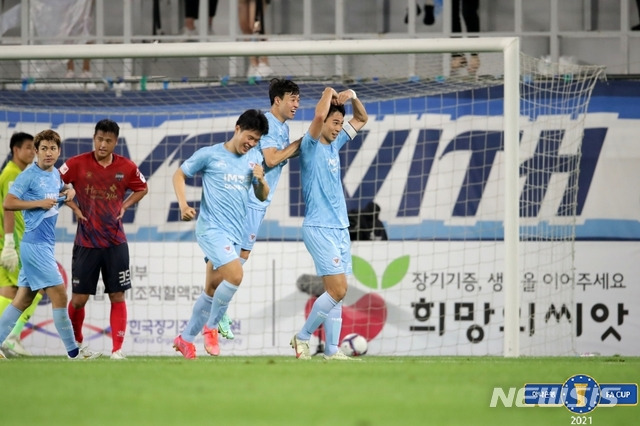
left=196, top=228, right=241, bottom=269
left=302, top=226, right=352, bottom=277
left=241, top=207, right=267, bottom=251
left=18, top=242, right=63, bottom=291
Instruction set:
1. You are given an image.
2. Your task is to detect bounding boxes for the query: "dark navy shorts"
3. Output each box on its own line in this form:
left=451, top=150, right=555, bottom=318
left=71, top=243, right=132, bottom=295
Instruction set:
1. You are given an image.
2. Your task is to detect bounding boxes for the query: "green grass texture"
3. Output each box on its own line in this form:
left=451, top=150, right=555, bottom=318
left=0, top=355, right=638, bottom=426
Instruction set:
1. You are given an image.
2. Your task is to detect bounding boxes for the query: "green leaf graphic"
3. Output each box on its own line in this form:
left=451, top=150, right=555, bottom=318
left=381, top=255, right=410, bottom=289
left=351, top=255, right=378, bottom=289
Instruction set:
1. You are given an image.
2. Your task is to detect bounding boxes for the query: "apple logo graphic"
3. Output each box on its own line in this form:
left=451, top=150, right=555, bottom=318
left=297, top=254, right=410, bottom=342
left=304, top=293, right=387, bottom=341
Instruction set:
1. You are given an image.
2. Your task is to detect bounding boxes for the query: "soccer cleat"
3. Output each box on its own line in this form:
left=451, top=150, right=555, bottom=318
left=2, top=335, right=32, bottom=356
left=173, top=335, right=196, bottom=359
left=202, top=326, right=220, bottom=356
left=218, top=313, right=235, bottom=340
left=323, top=351, right=362, bottom=361
left=78, top=342, right=102, bottom=359
left=290, top=335, right=311, bottom=360
left=0, top=347, right=7, bottom=359
left=110, top=350, right=126, bottom=360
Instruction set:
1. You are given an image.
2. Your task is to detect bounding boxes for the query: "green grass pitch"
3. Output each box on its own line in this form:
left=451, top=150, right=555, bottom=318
left=1, top=355, right=637, bottom=425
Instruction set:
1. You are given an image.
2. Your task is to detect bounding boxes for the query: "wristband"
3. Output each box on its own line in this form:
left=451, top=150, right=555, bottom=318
left=350, top=89, right=357, bottom=99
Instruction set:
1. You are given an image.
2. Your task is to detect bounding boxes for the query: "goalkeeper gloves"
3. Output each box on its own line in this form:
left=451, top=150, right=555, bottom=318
left=0, top=234, right=19, bottom=272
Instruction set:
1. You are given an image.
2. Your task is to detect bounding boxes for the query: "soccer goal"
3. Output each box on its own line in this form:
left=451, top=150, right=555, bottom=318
left=0, top=38, right=604, bottom=357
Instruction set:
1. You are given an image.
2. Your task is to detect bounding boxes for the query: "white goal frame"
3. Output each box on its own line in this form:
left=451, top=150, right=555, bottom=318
left=0, top=37, right=522, bottom=357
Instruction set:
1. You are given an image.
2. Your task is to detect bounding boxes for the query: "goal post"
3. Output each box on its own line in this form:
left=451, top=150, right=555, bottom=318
left=0, top=38, right=605, bottom=357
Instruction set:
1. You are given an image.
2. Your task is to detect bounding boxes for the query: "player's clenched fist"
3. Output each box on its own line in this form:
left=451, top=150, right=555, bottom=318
left=252, top=164, right=265, bottom=181
left=180, top=204, right=197, bottom=221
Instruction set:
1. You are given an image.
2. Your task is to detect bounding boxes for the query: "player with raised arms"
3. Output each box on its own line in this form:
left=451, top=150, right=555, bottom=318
left=290, top=86, right=368, bottom=360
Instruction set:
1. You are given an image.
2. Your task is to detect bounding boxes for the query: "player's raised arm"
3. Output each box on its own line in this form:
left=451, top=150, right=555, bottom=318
left=172, top=167, right=197, bottom=221
left=337, top=89, right=368, bottom=132
left=308, top=87, right=338, bottom=140
left=252, top=163, right=270, bottom=202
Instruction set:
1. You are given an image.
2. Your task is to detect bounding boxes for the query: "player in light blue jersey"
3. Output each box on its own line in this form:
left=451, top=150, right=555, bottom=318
left=172, top=109, right=270, bottom=359
left=0, top=129, right=94, bottom=360
left=290, top=87, right=368, bottom=361
left=197, top=78, right=301, bottom=349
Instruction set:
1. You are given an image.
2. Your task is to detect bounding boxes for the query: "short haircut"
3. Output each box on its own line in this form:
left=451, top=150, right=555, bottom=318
left=236, top=109, right=269, bottom=136
left=34, top=129, right=61, bottom=149
left=9, top=132, right=34, bottom=153
left=268, top=78, right=300, bottom=105
left=94, top=119, right=120, bottom=138
left=326, top=104, right=346, bottom=121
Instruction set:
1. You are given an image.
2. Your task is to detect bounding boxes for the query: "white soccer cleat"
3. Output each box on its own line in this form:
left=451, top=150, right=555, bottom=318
left=322, top=350, right=361, bottom=361
left=77, top=342, right=102, bottom=359
left=290, top=335, right=311, bottom=360
left=110, top=350, right=126, bottom=360
left=2, top=335, right=31, bottom=356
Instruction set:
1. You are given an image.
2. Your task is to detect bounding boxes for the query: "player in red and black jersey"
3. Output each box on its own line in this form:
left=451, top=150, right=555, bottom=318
left=60, top=119, right=148, bottom=360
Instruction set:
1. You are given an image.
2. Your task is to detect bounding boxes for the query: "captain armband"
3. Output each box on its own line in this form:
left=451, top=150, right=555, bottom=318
left=343, top=122, right=358, bottom=139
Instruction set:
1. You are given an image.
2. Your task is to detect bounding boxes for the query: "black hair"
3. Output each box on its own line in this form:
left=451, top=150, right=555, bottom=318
left=268, top=78, right=300, bottom=105
left=9, top=132, right=34, bottom=154
left=94, top=119, right=120, bottom=138
left=326, top=104, right=346, bottom=121
left=236, top=109, right=269, bottom=136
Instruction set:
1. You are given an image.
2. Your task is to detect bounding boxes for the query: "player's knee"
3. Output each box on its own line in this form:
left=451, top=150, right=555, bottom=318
left=329, top=286, right=347, bottom=302
left=12, top=298, right=31, bottom=312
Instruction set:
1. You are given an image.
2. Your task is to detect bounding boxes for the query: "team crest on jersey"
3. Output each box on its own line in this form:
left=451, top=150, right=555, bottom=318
left=136, top=169, right=146, bottom=183
left=115, top=172, right=124, bottom=181
left=332, top=257, right=341, bottom=266
left=59, top=163, right=69, bottom=174
left=86, top=171, right=92, bottom=179
left=224, top=245, right=233, bottom=253
left=328, top=158, right=339, bottom=173
left=249, top=233, right=256, bottom=242
left=248, top=161, right=256, bottom=169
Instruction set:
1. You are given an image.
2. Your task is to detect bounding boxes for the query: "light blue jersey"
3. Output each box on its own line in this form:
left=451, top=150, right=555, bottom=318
left=8, top=163, right=64, bottom=245
left=181, top=143, right=263, bottom=244
left=247, top=111, right=291, bottom=210
left=300, top=130, right=351, bottom=228
left=8, top=164, right=65, bottom=290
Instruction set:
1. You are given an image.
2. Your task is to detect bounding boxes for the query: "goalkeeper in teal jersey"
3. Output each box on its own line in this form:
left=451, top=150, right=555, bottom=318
left=172, top=109, right=270, bottom=359
left=290, top=86, right=368, bottom=361
left=0, top=129, right=88, bottom=360
left=0, top=132, right=39, bottom=357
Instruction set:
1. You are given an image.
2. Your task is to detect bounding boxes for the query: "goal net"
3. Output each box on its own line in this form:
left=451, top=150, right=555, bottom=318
left=0, top=39, right=604, bottom=357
